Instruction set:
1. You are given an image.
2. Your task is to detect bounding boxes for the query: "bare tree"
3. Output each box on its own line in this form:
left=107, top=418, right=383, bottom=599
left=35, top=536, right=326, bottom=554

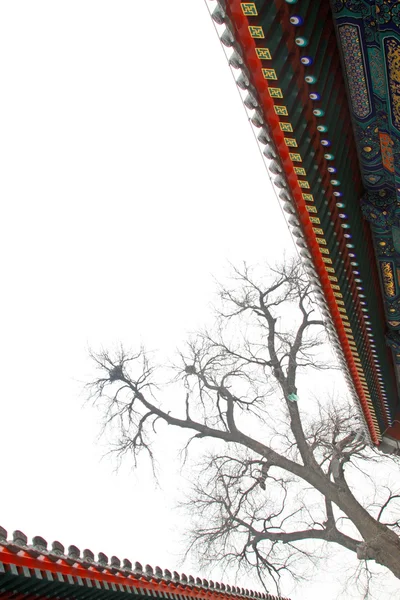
left=88, top=259, right=400, bottom=595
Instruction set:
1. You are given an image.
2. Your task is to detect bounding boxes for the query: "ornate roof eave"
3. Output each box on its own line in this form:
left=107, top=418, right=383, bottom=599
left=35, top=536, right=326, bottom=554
left=0, top=526, right=289, bottom=600
left=207, top=0, right=400, bottom=444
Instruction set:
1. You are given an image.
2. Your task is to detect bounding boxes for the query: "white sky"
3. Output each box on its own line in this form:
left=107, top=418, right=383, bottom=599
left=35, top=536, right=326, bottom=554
left=0, top=2, right=398, bottom=600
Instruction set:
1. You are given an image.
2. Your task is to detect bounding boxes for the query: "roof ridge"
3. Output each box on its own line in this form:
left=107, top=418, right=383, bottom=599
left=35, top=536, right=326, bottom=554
left=0, top=526, right=289, bottom=600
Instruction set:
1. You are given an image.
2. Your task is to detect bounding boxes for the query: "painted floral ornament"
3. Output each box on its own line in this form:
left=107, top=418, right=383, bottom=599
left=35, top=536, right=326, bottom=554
left=313, top=108, right=324, bottom=116
left=301, top=56, right=313, bottom=65
left=309, top=92, right=321, bottom=100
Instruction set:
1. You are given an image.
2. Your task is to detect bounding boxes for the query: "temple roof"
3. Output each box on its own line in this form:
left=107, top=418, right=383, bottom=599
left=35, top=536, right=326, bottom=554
left=0, top=527, right=288, bottom=600
left=208, top=0, right=400, bottom=447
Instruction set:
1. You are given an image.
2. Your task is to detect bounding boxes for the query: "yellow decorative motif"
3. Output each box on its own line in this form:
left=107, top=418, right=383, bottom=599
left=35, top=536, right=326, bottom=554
left=326, top=267, right=335, bottom=273
left=274, top=105, right=288, bottom=116
left=306, top=205, right=317, bottom=213
left=380, top=261, right=396, bottom=297
left=241, top=2, right=258, bottom=15
left=255, top=48, right=271, bottom=60
left=279, top=122, right=293, bottom=132
left=338, top=306, right=346, bottom=312
left=293, top=166, right=306, bottom=175
left=310, top=217, right=321, bottom=225
left=328, top=276, right=338, bottom=282
left=262, top=68, right=277, bottom=80
left=269, top=87, right=283, bottom=98
left=334, top=292, right=343, bottom=298
left=331, top=284, right=340, bottom=290
left=248, top=25, right=264, bottom=38
left=322, top=257, right=332, bottom=264
left=316, top=237, right=327, bottom=245
left=284, top=137, right=298, bottom=147
left=302, top=193, right=313, bottom=202
left=320, top=247, right=329, bottom=254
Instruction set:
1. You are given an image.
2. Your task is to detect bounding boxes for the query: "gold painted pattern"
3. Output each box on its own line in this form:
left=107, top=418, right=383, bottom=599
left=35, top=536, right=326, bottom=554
left=241, top=2, right=258, bottom=15
left=284, top=137, right=298, bottom=147
left=248, top=25, right=264, bottom=38
left=262, top=68, right=277, bottom=80
left=274, top=105, right=288, bottom=115
left=255, top=48, right=271, bottom=60
left=293, top=166, right=306, bottom=175
left=268, top=87, right=283, bottom=98
left=380, top=261, right=396, bottom=297
left=279, top=122, right=293, bottom=132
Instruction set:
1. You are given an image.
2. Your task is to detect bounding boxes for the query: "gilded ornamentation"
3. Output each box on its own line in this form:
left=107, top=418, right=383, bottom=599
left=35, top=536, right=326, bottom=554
left=274, top=105, right=288, bottom=116
left=268, top=87, right=283, bottom=98
left=255, top=48, right=271, bottom=60
left=384, top=37, right=400, bottom=131
left=241, top=3, right=257, bottom=16
left=380, top=261, right=397, bottom=297
left=262, top=68, right=277, bottom=80
left=293, top=166, right=306, bottom=175
left=248, top=26, right=264, bottom=38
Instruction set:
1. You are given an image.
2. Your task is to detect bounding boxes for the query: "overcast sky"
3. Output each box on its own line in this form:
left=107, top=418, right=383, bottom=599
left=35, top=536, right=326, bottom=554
left=0, top=2, right=398, bottom=600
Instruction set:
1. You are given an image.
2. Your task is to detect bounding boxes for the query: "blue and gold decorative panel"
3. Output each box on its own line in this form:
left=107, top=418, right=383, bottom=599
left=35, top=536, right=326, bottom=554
left=338, top=24, right=371, bottom=119
left=332, top=0, right=400, bottom=367
left=384, top=37, right=400, bottom=132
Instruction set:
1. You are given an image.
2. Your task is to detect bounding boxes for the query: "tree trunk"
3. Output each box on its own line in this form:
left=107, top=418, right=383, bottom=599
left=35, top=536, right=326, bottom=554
left=332, top=485, right=400, bottom=578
